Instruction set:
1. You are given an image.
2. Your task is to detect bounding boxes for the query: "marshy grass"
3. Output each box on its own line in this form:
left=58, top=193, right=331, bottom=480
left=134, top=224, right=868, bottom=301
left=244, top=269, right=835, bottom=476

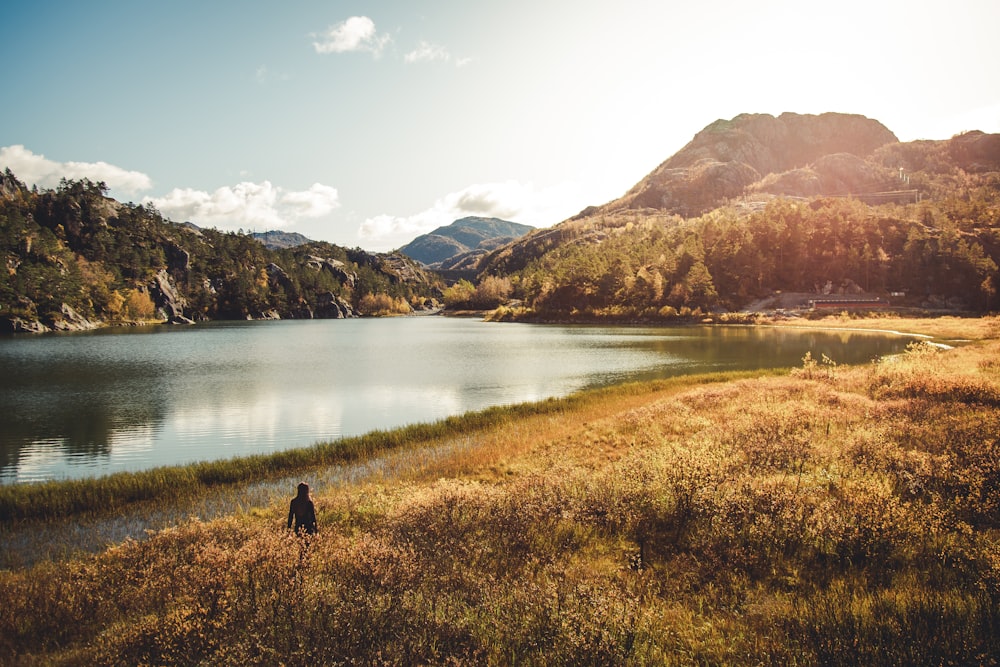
left=2, top=317, right=999, bottom=665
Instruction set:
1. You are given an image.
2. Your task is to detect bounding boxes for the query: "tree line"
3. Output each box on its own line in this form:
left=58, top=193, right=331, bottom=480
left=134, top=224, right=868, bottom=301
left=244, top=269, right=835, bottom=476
left=500, top=187, right=999, bottom=318
left=5, top=162, right=998, bottom=330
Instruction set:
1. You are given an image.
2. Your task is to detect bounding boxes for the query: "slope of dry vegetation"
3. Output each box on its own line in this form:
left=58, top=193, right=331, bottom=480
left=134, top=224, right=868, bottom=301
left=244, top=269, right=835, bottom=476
left=2, top=317, right=999, bottom=665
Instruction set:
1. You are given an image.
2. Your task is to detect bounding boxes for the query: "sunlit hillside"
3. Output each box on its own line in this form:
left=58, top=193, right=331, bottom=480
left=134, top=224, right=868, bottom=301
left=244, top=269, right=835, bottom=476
left=478, top=114, right=1000, bottom=319
left=0, top=172, right=443, bottom=333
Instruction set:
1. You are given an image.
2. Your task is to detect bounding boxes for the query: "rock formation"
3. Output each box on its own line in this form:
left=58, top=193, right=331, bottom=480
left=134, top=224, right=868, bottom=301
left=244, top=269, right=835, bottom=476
left=305, top=255, right=357, bottom=288
left=148, top=269, right=193, bottom=324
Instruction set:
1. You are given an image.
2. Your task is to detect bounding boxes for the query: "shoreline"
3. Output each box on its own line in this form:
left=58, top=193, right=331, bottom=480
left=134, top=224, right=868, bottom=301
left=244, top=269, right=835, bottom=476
left=0, top=317, right=1000, bottom=527
left=2, top=315, right=985, bottom=492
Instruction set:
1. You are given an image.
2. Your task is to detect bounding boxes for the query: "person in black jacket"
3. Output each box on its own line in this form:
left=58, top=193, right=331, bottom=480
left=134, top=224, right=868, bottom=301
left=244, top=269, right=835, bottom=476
left=287, top=482, right=318, bottom=535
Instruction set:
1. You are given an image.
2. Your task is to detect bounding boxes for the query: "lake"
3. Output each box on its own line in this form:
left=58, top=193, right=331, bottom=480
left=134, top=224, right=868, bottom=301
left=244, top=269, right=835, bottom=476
left=0, top=317, right=913, bottom=483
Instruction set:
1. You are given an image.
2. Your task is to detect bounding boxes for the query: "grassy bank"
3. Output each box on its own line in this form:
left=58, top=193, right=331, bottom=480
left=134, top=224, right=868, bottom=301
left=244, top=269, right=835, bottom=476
left=0, top=391, right=621, bottom=523
left=0, top=371, right=756, bottom=525
left=1, top=316, right=999, bottom=665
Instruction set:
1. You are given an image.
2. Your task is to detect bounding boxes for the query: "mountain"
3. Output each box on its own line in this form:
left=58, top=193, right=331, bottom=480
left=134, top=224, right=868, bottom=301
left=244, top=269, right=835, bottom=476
left=479, top=113, right=1000, bottom=318
left=252, top=230, right=314, bottom=250
left=580, top=112, right=898, bottom=220
left=0, top=172, right=442, bottom=333
left=399, top=217, right=534, bottom=268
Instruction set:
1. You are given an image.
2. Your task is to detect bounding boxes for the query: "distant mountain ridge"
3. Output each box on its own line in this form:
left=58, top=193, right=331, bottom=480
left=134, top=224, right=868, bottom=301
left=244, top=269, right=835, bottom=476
left=399, top=216, right=534, bottom=268
left=482, top=112, right=931, bottom=277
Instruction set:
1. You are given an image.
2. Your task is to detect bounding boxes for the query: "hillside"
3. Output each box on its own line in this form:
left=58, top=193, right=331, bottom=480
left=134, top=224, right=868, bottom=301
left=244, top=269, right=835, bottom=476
left=399, top=216, right=533, bottom=268
left=0, top=172, right=443, bottom=333
left=479, top=113, right=1000, bottom=318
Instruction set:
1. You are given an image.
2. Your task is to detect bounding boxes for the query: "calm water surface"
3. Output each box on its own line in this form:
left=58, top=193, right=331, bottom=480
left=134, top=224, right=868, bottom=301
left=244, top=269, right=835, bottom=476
left=0, top=317, right=912, bottom=483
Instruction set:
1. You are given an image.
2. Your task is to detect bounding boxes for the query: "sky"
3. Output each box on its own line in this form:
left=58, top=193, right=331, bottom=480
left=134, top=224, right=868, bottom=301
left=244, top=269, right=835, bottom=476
left=1, top=1, right=999, bottom=252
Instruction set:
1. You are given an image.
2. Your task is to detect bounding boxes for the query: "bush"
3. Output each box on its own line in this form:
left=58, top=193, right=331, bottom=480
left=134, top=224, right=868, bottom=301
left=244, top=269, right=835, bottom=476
left=356, top=292, right=411, bottom=316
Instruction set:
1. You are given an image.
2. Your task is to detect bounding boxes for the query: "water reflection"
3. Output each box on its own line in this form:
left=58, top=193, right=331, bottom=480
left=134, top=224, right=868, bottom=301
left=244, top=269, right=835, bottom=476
left=0, top=319, right=914, bottom=483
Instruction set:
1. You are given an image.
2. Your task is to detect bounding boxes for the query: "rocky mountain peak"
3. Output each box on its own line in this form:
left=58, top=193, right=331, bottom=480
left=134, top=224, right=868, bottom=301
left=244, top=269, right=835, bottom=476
left=599, top=112, right=899, bottom=218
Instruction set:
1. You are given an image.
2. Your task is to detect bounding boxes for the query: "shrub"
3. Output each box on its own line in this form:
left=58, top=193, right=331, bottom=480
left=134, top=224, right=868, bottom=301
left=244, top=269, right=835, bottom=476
left=356, top=292, right=411, bottom=316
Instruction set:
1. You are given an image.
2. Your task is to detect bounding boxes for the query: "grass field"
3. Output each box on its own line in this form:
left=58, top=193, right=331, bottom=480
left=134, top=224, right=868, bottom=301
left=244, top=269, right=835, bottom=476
left=1, top=315, right=998, bottom=665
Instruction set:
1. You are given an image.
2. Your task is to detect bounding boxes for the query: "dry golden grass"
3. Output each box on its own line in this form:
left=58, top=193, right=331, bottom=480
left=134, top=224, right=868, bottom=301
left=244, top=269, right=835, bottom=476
left=2, top=316, right=999, bottom=665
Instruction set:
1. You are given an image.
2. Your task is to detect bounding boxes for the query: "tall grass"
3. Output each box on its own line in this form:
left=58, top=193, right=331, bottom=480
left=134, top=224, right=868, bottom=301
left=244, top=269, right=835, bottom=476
left=2, top=319, right=998, bottom=665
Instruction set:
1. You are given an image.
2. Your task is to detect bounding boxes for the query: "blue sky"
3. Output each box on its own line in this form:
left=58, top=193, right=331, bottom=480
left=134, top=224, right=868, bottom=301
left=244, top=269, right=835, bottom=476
left=2, top=1, right=999, bottom=251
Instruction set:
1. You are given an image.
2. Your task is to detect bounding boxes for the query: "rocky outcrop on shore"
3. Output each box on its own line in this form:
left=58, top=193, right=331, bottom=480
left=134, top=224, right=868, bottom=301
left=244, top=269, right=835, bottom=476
left=1, top=302, right=102, bottom=334
left=149, top=269, right=193, bottom=324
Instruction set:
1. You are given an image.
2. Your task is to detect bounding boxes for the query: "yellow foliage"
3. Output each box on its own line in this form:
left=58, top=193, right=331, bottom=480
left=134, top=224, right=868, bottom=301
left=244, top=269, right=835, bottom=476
left=442, top=279, right=475, bottom=308
left=357, top=292, right=411, bottom=316
left=106, top=289, right=126, bottom=318
left=124, top=289, right=156, bottom=320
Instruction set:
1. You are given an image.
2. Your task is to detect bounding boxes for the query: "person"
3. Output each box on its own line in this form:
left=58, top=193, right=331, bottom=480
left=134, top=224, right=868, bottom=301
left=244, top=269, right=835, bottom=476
left=287, top=482, right=318, bottom=535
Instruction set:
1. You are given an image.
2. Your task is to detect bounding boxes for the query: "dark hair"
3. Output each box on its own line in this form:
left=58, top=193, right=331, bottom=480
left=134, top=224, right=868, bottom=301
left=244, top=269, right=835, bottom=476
left=296, top=482, right=310, bottom=498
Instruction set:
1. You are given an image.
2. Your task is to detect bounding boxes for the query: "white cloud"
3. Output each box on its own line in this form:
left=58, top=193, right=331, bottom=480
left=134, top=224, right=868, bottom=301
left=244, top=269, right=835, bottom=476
left=404, top=41, right=451, bottom=64
left=358, top=180, right=585, bottom=251
left=312, top=17, right=470, bottom=67
left=145, top=181, right=340, bottom=232
left=313, top=16, right=391, bottom=56
left=404, top=40, right=472, bottom=67
left=0, top=144, right=152, bottom=195
left=280, top=183, right=340, bottom=218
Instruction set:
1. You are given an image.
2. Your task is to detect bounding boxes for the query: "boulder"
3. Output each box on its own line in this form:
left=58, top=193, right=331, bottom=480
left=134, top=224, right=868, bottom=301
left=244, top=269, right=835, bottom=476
left=266, top=262, right=294, bottom=292
left=50, top=303, right=100, bottom=331
left=378, top=253, right=431, bottom=285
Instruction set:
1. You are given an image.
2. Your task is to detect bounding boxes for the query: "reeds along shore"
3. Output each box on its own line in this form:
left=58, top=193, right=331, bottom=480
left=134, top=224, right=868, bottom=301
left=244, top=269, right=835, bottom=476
left=1, top=316, right=999, bottom=665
